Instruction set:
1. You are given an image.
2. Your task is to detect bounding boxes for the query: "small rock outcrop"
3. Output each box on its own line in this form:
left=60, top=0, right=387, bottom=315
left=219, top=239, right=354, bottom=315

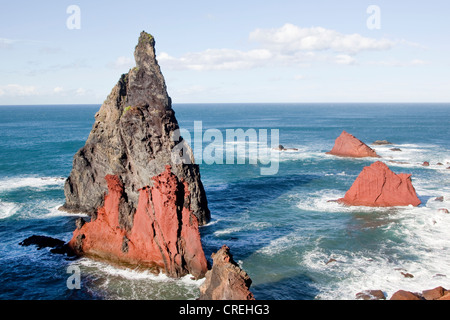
left=62, top=31, right=210, bottom=279
left=275, top=145, right=298, bottom=151
left=355, top=290, right=386, bottom=300
left=19, top=235, right=74, bottom=256
left=372, top=140, right=392, bottom=145
left=199, top=245, right=255, bottom=300
left=327, top=131, right=379, bottom=158
left=338, top=161, right=421, bottom=207
left=390, top=290, right=423, bottom=300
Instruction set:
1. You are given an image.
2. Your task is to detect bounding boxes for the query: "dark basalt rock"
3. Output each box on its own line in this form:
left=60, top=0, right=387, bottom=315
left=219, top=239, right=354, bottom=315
left=372, top=140, right=392, bottom=145
left=60, top=31, right=210, bottom=227
left=19, top=235, right=75, bottom=256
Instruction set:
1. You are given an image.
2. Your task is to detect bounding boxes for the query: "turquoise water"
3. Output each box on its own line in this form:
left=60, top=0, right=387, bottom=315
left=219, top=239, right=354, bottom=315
left=1, top=103, right=450, bottom=300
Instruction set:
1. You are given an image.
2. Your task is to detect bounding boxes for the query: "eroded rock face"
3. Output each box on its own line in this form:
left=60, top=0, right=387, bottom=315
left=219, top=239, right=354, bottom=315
left=327, top=131, right=379, bottom=158
left=61, top=31, right=210, bottom=226
left=68, top=166, right=208, bottom=279
left=199, top=245, right=255, bottom=300
left=338, top=161, right=421, bottom=207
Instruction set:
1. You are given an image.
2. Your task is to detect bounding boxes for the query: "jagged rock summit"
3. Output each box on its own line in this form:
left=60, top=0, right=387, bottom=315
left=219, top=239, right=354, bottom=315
left=338, top=161, right=421, bottom=207
left=61, top=31, right=209, bottom=225
left=327, top=130, right=379, bottom=158
left=62, top=31, right=210, bottom=278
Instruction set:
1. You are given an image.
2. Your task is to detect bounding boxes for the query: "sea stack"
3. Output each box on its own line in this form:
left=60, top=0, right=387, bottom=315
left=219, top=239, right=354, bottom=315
left=63, top=31, right=210, bottom=278
left=327, top=130, right=379, bottom=158
left=199, top=245, right=255, bottom=300
left=338, top=161, right=421, bottom=207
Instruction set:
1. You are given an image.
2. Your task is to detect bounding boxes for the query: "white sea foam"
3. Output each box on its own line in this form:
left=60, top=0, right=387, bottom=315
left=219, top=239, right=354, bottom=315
left=205, top=183, right=229, bottom=192
left=302, top=205, right=450, bottom=300
left=216, top=140, right=325, bottom=164
left=294, top=189, right=393, bottom=214
left=373, top=143, right=450, bottom=170
left=74, top=258, right=205, bottom=299
left=213, top=221, right=272, bottom=237
left=295, top=181, right=450, bottom=299
left=0, top=176, right=65, bottom=192
left=77, top=258, right=205, bottom=284
left=255, top=231, right=306, bottom=256
left=0, top=201, right=20, bottom=219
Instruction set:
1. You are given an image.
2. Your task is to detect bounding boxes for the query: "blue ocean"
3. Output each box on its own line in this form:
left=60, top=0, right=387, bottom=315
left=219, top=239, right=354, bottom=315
left=1, top=103, right=450, bottom=300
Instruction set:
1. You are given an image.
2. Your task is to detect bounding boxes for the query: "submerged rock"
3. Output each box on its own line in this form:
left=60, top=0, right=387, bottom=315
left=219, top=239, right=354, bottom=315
left=61, top=31, right=210, bottom=278
left=355, top=290, right=386, bottom=300
left=338, top=161, right=421, bottom=207
left=327, top=131, right=379, bottom=158
left=20, top=235, right=65, bottom=249
left=199, top=245, right=255, bottom=300
left=19, top=235, right=74, bottom=256
left=372, top=140, right=392, bottom=145
left=275, top=144, right=299, bottom=151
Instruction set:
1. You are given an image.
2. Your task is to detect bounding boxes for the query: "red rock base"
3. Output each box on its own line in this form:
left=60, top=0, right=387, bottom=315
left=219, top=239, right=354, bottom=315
left=68, top=165, right=207, bottom=279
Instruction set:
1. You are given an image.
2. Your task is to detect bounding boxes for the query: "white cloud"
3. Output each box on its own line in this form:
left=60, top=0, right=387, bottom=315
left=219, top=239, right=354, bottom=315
left=0, top=84, right=38, bottom=96
left=0, top=38, right=15, bottom=49
left=367, top=59, right=430, bottom=67
left=173, top=85, right=209, bottom=96
left=159, top=48, right=273, bottom=71
left=158, top=23, right=402, bottom=71
left=76, top=87, right=86, bottom=96
left=108, top=56, right=134, bottom=70
left=53, top=86, right=64, bottom=93
left=335, top=54, right=356, bottom=65
left=249, top=23, right=395, bottom=54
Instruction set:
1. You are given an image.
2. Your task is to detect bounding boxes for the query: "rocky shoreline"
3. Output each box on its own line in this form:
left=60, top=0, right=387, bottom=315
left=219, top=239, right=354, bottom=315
left=357, top=286, right=450, bottom=300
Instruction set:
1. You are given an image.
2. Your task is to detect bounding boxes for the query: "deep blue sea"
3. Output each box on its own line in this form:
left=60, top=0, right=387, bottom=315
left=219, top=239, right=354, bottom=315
left=1, top=103, right=450, bottom=300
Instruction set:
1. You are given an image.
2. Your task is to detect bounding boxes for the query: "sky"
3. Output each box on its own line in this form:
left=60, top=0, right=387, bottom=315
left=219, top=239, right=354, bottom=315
left=0, top=0, right=449, bottom=104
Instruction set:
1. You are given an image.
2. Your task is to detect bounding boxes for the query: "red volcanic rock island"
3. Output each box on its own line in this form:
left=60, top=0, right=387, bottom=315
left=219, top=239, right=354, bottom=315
left=338, top=161, right=421, bottom=207
left=62, top=32, right=210, bottom=279
left=327, top=130, right=379, bottom=158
